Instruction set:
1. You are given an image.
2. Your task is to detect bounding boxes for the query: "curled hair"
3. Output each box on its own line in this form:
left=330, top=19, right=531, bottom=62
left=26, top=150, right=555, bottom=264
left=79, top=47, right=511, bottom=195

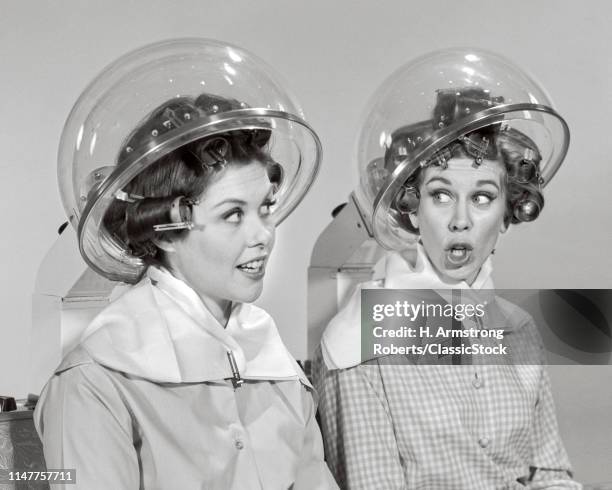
left=392, top=127, right=544, bottom=232
left=103, top=94, right=282, bottom=269
left=497, top=129, right=544, bottom=225
left=387, top=88, right=545, bottom=233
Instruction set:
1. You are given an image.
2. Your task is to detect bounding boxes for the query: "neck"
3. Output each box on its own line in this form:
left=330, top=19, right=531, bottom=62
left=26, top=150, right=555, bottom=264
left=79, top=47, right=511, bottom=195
left=163, top=263, right=233, bottom=327
left=200, top=296, right=232, bottom=327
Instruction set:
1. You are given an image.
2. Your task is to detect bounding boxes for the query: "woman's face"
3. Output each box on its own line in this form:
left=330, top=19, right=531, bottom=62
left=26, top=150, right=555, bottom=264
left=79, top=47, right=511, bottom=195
left=411, top=157, right=507, bottom=285
left=167, top=162, right=276, bottom=317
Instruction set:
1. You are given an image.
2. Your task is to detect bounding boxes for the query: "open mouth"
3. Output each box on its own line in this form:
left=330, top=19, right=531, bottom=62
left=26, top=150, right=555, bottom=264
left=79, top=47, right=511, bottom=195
left=236, top=257, right=267, bottom=277
left=445, top=244, right=473, bottom=267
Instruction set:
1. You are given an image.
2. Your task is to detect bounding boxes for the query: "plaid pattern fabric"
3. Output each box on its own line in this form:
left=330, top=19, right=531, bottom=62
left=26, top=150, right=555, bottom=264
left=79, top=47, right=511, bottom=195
left=313, top=348, right=574, bottom=490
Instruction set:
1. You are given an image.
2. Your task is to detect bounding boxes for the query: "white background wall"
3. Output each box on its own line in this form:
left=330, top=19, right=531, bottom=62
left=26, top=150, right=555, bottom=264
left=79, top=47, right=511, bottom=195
left=1, top=0, right=611, bottom=483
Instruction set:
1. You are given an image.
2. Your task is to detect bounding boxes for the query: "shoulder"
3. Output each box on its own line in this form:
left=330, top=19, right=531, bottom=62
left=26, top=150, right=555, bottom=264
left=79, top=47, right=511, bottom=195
left=313, top=344, right=385, bottom=391
left=49, top=346, right=117, bottom=385
left=492, top=296, right=545, bottom=364
left=82, top=278, right=155, bottom=337
left=54, top=345, right=96, bottom=373
left=320, top=279, right=383, bottom=370
left=494, top=296, right=536, bottom=330
left=35, top=347, right=131, bottom=432
left=263, top=375, right=318, bottom=425
left=33, top=349, right=139, bottom=478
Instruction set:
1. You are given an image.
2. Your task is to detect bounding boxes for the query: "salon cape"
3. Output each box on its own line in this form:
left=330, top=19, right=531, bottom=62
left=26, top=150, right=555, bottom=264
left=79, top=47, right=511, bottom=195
left=35, top=266, right=337, bottom=490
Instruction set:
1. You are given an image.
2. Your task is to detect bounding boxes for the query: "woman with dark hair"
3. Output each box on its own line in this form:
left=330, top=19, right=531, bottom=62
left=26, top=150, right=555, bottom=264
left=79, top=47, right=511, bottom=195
left=35, top=40, right=337, bottom=490
left=313, top=50, right=580, bottom=489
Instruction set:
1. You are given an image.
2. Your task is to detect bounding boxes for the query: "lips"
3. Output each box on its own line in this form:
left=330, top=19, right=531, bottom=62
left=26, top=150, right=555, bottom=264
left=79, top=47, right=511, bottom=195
left=444, top=243, right=473, bottom=268
left=236, top=256, right=267, bottom=278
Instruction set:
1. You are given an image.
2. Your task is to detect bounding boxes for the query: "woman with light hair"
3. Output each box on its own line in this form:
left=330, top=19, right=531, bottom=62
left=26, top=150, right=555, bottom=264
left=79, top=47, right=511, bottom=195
left=314, top=49, right=580, bottom=490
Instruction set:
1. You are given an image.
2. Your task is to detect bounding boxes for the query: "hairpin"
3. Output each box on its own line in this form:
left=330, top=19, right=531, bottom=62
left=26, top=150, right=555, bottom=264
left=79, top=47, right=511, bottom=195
left=430, top=147, right=452, bottom=169
left=152, top=222, right=194, bottom=232
left=152, top=196, right=198, bottom=232
left=115, top=190, right=144, bottom=203
left=459, top=134, right=490, bottom=166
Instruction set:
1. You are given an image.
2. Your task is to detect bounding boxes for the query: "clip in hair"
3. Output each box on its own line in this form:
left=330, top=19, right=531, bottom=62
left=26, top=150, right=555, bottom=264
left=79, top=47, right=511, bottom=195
left=202, top=137, right=230, bottom=166
left=152, top=222, right=194, bottom=231
left=185, top=136, right=230, bottom=169
left=152, top=196, right=197, bottom=232
left=459, top=134, right=490, bottom=166
left=394, top=184, right=420, bottom=213
left=516, top=159, right=539, bottom=184
left=430, top=147, right=452, bottom=169
left=115, top=190, right=144, bottom=203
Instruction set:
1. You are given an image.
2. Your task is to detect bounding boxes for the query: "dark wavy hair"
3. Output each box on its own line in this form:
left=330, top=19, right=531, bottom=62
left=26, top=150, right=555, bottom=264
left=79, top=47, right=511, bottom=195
left=103, top=94, right=282, bottom=268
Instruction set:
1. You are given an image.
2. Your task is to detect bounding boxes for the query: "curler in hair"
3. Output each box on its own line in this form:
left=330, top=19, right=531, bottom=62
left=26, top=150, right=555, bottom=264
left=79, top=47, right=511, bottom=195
left=167, top=196, right=192, bottom=223
left=126, top=197, right=173, bottom=243
left=200, top=137, right=230, bottom=167
left=153, top=196, right=197, bottom=232
left=266, top=162, right=284, bottom=188
left=394, top=185, right=420, bottom=214
left=126, top=196, right=195, bottom=242
left=513, top=194, right=541, bottom=222
left=514, top=159, right=539, bottom=184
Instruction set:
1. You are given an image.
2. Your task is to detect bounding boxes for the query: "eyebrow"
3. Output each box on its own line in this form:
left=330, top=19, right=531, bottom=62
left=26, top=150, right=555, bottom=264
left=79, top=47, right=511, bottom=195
left=424, top=176, right=452, bottom=186
left=213, top=198, right=247, bottom=209
left=212, top=188, right=276, bottom=209
left=475, top=179, right=500, bottom=190
left=424, top=176, right=500, bottom=191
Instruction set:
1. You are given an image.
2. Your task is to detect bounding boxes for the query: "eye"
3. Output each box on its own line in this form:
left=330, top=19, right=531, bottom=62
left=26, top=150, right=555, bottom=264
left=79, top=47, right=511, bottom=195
left=260, top=198, right=277, bottom=216
left=472, top=193, right=495, bottom=205
left=431, top=191, right=452, bottom=203
left=222, top=207, right=243, bottom=223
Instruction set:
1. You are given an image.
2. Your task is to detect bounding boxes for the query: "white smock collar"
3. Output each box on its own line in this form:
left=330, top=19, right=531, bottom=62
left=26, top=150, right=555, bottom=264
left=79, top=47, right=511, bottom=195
left=321, top=244, right=495, bottom=370
left=385, top=244, right=494, bottom=290
left=78, top=266, right=305, bottom=384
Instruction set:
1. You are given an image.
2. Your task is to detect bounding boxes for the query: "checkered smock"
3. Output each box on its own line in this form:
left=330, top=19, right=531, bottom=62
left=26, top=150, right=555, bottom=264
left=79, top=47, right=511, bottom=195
left=314, top=337, right=575, bottom=490
left=313, top=250, right=578, bottom=489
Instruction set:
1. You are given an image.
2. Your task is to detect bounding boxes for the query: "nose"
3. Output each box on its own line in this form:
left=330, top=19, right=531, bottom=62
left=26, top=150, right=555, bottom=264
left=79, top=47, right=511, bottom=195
left=448, top=200, right=472, bottom=232
left=247, top=216, right=274, bottom=249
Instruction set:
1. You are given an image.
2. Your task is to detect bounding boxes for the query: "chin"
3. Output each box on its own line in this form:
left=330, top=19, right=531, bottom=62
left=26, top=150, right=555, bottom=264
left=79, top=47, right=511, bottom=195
left=233, top=285, right=264, bottom=304
left=442, top=267, right=475, bottom=284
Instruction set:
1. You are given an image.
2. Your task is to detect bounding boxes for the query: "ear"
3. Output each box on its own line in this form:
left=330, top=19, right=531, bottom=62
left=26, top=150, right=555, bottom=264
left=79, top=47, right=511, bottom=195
left=152, top=236, right=176, bottom=254
left=499, top=221, right=508, bottom=234
left=408, top=212, right=419, bottom=230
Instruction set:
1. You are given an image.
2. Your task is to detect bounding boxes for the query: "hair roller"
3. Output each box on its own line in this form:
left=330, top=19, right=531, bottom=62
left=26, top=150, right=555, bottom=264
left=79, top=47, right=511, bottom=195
left=394, top=185, right=420, bottom=214
left=236, top=128, right=272, bottom=148
left=125, top=196, right=185, bottom=243
left=515, top=159, right=538, bottom=184
left=266, top=162, right=284, bottom=188
left=513, top=193, right=541, bottom=222
left=171, top=196, right=196, bottom=223
left=200, top=137, right=230, bottom=167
